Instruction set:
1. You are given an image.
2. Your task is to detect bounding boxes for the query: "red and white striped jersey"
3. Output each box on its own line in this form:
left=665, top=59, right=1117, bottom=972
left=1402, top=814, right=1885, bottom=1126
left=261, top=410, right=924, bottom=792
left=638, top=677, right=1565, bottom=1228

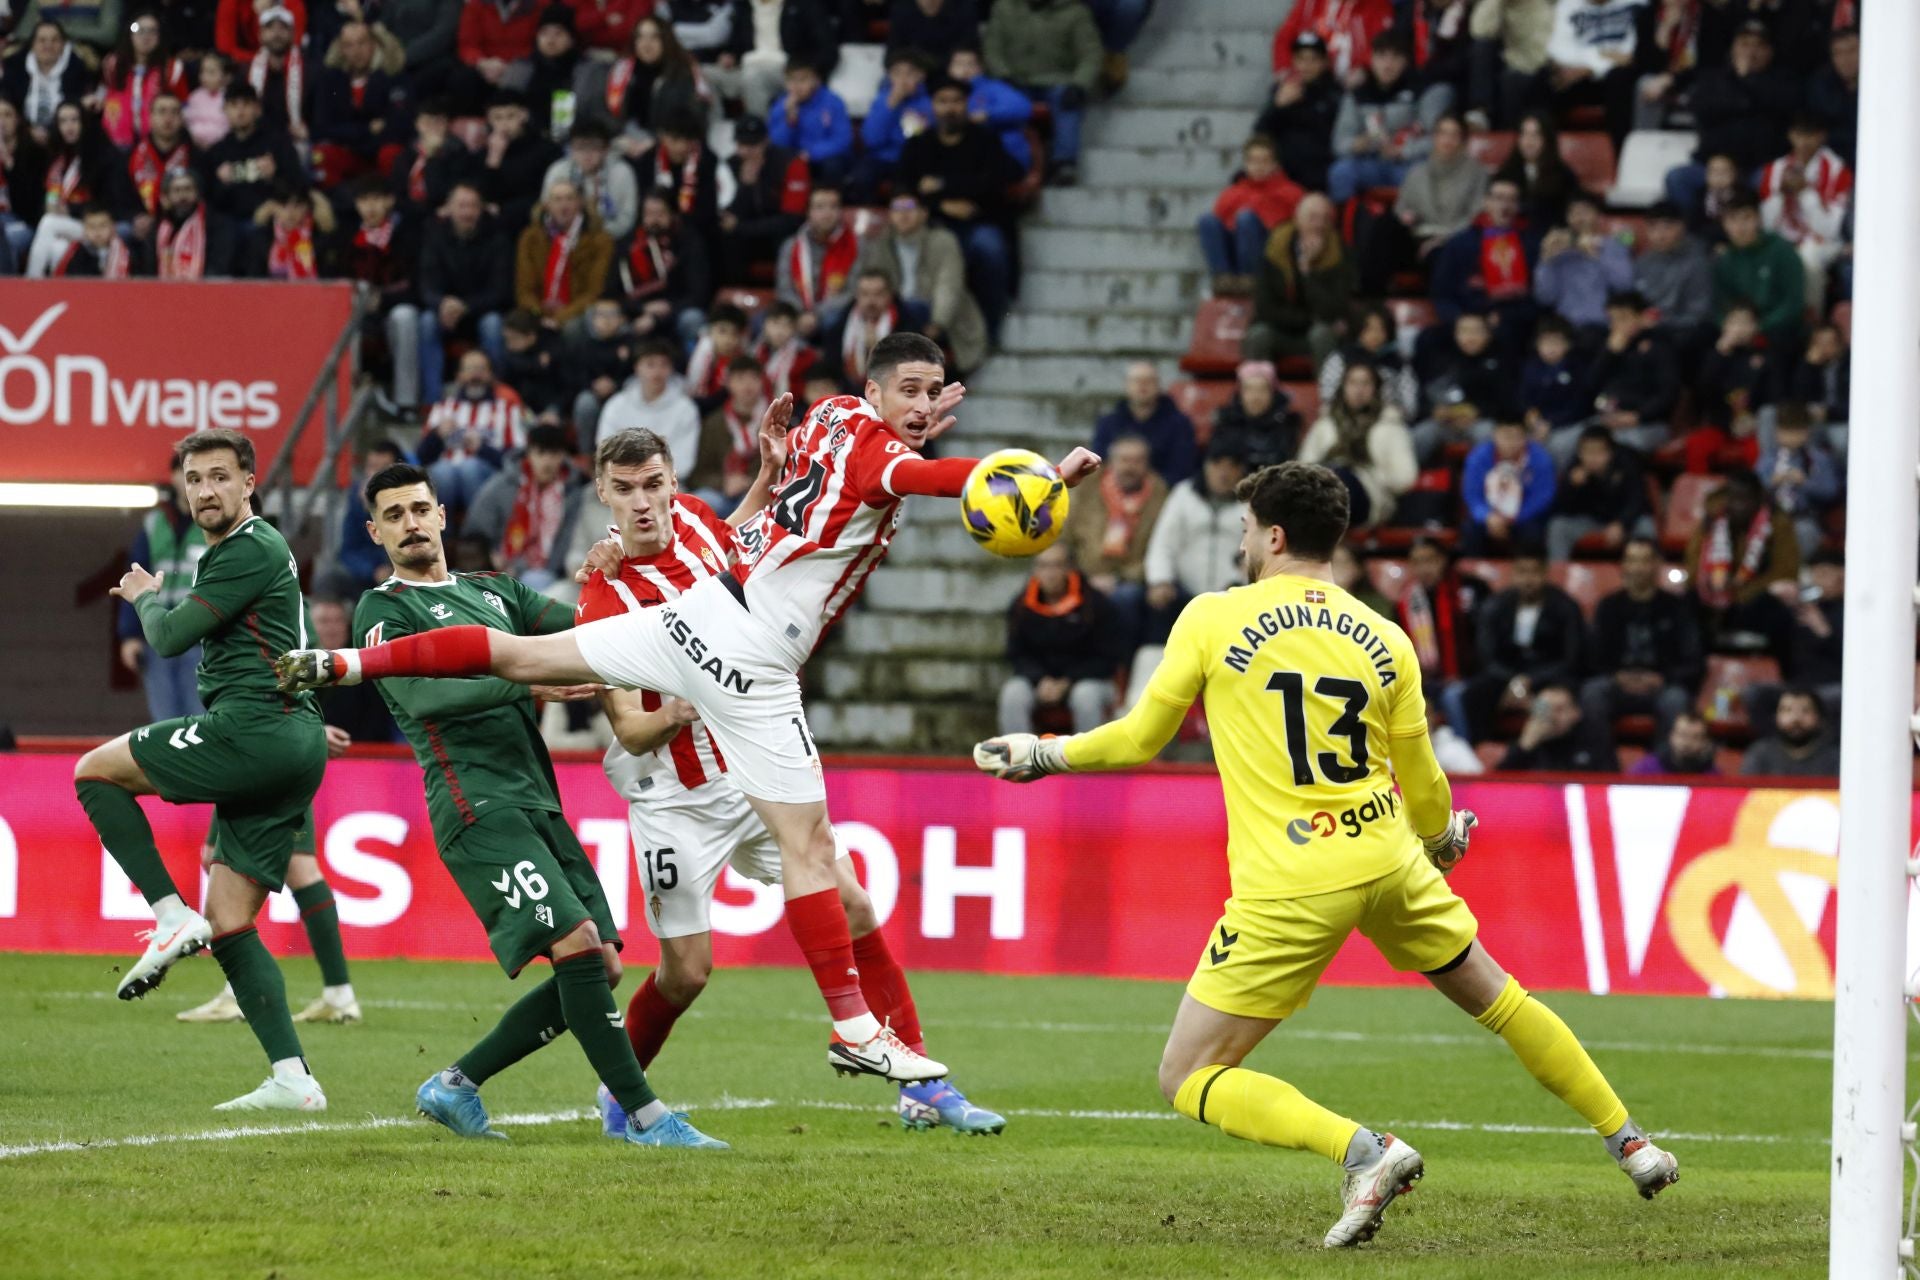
left=424, top=385, right=527, bottom=461
left=577, top=494, right=738, bottom=796
left=734, top=394, right=923, bottom=663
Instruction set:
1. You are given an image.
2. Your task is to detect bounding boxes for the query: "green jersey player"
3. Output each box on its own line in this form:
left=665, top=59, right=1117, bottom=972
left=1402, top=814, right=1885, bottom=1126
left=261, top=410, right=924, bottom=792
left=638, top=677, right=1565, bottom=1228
left=353, top=460, right=725, bottom=1149
left=76, top=429, right=329, bottom=1112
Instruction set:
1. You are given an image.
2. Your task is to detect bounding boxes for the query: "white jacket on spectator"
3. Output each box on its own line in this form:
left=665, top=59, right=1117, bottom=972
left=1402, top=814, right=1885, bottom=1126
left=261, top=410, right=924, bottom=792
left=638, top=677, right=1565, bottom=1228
left=1297, top=405, right=1420, bottom=527
left=1471, top=0, right=1555, bottom=74
left=1144, top=478, right=1246, bottom=595
left=597, top=374, right=701, bottom=474
left=1546, top=0, right=1643, bottom=77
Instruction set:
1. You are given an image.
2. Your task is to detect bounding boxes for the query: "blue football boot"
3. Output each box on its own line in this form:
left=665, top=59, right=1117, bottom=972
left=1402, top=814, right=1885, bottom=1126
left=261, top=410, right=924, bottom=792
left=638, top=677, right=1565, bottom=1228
left=898, top=1079, right=1007, bottom=1135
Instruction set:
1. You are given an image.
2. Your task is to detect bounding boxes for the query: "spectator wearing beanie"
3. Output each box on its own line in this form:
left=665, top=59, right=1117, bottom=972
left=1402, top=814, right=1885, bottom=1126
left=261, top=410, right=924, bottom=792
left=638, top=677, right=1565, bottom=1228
left=998, top=544, right=1122, bottom=737
left=521, top=5, right=587, bottom=140
left=982, top=0, right=1102, bottom=185
left=720, top=113, right=810, bottom=280
left=1255, top=32, right=1342, bottom=193
left=542, top=118, right=640, bottom=242
left=1090, top=362, right=1198, bottom=486
left=515, top=179, right=614, bottom=331
left=1198, top=134, right=1305, bottom=297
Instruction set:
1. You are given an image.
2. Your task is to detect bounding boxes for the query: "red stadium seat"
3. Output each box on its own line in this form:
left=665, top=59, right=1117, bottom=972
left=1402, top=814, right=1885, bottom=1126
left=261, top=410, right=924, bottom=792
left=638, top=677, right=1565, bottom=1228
left=1552, top=561, right=1622, bottom=617
left=1469, top=132, right=1514, bottom=170
left=1168, top=378, right=1236, bottom=426
left=1181, top=298, right=1252, bottom=376
left=1698, top=654, right=1783, bottom=737
left=1456, top=557, right=1512, bottom=594
left=1368, top=525, right=1456, bottom=551
left=1281, top=379, right=1320, bottom=421
left=1660, top=473, right=1722, bottom=553
left=1559, top=132, right=1618, bottom=191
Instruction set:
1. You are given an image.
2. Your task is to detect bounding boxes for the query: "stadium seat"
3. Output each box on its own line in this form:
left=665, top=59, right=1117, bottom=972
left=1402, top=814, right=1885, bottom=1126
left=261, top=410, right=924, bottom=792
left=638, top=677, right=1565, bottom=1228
left=1280, top=379, right=1320, bottom=421
left=1180, top=298, right=1251, bottom=376
left=1558, top=133, right=1617, bottom=194
left=829, top=44, right=886, bottom=121
left=1610, top=130, right=1700, bottom=208
left=1168, top=378, right=1236, bottom=425
left=1468, top=132, right=1514, bottom=170
left=1552, top=561, right=1622, bottom=617
left=1697, top=654, right=1783, bottom=737
left=1367, top=557, right=1409, bottom=602
left=1660, top=473, right=1722, bottom=553
left=1457, top=557, right=1512, bottom=594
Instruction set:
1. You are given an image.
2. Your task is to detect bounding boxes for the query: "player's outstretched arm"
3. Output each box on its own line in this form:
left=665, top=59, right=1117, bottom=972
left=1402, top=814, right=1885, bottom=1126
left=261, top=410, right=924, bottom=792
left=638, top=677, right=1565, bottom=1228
left=973, top=691, right=1188, bottom=782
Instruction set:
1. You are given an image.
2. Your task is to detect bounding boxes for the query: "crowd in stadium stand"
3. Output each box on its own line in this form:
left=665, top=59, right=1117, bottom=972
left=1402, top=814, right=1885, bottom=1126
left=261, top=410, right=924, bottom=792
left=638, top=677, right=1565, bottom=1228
left=11, top=0, right=1853, bottom=773
left=997, top=0, right=1857, bottom=775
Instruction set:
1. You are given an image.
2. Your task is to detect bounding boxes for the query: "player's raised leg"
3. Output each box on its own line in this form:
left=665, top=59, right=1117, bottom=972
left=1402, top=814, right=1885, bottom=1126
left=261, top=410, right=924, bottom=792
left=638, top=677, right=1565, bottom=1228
left=1157, top=992, right=1420, bottom=1248
left=73, top=734, right=211, bottom=998
left=275, top=622, right=599, bottom=694
left=835, top=859, right=1003, bottom=1133
left=1427, top=942, right=1679, bottom=1198
left=204, top=863, right=326, bottom=1112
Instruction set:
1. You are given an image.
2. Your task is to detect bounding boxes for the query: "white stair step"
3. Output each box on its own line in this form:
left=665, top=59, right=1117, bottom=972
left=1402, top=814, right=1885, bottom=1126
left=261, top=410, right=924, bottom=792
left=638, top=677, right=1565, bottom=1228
left=1140, top=0, right=1291, bottom=30
left=835, top=611, right=1007, bottom=657
left=861, top=564, right=1027, bottom=614
left=1130, top=27, right=1277, bottom=72
left=1120, top=68, right=1270, bottom=110
left=946, top=393, right=1108, bottom=443
left=1080, top=145, right=1242, bottom=190
left=1017, top=268, right=1205, bottom=314
left=1000, top=311, right=1193, bottom=355
left=1085, top=107, right=1256, bottom=151
left=969, top=353, right=1179, bottom=398
left=1035, top=186, right=1216, bottom=232
left=808, top=700, right=997, bottom=750
left=1021, top=226, right=1205, bottom=271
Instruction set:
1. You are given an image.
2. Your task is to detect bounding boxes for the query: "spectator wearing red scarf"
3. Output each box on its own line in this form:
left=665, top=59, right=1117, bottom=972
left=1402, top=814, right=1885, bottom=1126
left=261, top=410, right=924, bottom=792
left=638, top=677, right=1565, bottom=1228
left=1271, top=0, right=1395, bottom=82
left=514, top=179, right=614, bottom=330
left=214, top=0, right=309, bottom=62
left=1062, top=431, right=1167, bottom=650
left=1429, top=176, right=1540, bottom=363
left=635, top=109, right=720, bottom=243
left=126, top=92, right=195, bottom=229
left=464, top=425, right=589, bottom=592
left=689, top=355, right=770, bottom=516
left=774, top=184, right=860, bottom=341
left=342, top=178, right=425, bottom=409
left=617, top=189, right=712, bottom=347
left=1395, top=535, right=1490, bottom=736
left=997, top=544, right=1122, bottom=737
left=251, top=181, right=332, bottom=279
left=1684, top=468, right=1799, bottom=653
left=99, top=14, right=191, bottom=149
left=311, top=20, right=408, bottom=187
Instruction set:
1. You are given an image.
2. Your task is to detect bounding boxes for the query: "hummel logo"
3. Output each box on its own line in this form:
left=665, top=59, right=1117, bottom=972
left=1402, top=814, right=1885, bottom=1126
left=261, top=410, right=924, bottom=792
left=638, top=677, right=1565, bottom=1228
left=606, top=1011, right=624, bottom=1029
left=168, top=724, right=205, bottom=750
left=1209, top=923, right=1239, bottom=966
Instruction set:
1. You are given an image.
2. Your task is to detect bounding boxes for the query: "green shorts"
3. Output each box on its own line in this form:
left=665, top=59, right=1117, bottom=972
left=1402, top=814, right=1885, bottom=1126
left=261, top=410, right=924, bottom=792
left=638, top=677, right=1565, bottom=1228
left=131, top=705, right=327, bottom=893
left=442, top=807, right=623, bottom=977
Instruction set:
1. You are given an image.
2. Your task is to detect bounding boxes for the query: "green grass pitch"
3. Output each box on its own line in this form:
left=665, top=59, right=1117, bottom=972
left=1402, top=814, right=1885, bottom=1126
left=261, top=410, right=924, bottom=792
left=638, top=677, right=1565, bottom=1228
left=0, top=952, right=1834, bottom=1278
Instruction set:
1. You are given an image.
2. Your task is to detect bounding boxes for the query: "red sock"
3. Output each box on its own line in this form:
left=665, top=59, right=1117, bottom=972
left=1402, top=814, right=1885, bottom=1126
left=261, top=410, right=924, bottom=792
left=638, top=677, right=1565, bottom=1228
left=624, top=973, right=684, bottom=1069
left=785, top=888, right=870, bottom=1021
left=359, top=625, right=495, bottom=680
left=852, top=929, right=925, bottom=1054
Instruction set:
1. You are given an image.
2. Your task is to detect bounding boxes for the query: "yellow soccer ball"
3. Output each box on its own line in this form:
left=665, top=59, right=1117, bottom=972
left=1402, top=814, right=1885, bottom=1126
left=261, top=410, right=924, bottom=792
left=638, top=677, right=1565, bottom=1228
left=960, top=448, right=1069, bottom=558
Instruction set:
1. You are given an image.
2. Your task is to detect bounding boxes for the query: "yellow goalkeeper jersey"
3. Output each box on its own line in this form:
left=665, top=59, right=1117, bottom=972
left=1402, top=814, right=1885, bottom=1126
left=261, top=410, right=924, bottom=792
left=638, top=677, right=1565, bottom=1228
left=1121, top=574, right=1437, bottom=900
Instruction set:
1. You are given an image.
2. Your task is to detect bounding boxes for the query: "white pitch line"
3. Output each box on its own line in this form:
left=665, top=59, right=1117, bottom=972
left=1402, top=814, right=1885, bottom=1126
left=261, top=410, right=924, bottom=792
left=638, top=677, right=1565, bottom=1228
left=0, top=1094, right=1822, bottom=1161
left=29, top=990, right=1838, bottom=1060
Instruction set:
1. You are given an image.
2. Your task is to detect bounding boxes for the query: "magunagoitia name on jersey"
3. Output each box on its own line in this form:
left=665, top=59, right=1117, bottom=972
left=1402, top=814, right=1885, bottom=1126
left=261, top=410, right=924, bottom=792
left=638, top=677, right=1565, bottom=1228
left=1222, top=603, right=1399, bottom=685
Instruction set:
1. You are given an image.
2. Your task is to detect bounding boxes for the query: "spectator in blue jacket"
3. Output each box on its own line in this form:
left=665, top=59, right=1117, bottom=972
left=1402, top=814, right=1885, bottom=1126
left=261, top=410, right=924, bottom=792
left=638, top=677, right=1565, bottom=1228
left=854, top=48, right=933, bottom=200
left=1462, top=419, right=1556, bottom=553
left=1090, top=361, right=1198, bottom=485
left=768, top=58, right=854, bottom=186
left=1534, top=193, right=1634, bottom=337
left=948, top=46, right=1033, bottom=172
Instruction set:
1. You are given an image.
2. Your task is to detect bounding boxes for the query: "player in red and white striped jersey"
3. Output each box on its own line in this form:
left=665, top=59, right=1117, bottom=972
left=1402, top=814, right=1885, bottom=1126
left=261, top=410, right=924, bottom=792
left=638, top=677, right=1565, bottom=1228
left=275, top=333, right=1098, bottom=1085
left=576, top=455, right=1005, bottom=1134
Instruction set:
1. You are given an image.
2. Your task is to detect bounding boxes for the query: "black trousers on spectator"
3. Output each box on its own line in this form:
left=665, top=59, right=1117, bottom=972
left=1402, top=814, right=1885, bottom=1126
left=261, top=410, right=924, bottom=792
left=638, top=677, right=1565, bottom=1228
left=1462, top=669, right=1518, bottom=744
left=1528, top=66, right=1638, bottom=151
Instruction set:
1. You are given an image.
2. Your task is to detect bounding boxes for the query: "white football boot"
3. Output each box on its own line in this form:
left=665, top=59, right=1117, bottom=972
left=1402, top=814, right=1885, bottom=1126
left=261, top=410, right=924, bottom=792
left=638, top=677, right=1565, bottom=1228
left=292, top=994, right=362, bottom=1024
left=178, top=985, right=245, bottom=1023
left=1619, top=1136, right=1680, bottom=1199
left=117, top=910, right=213, bottom=1000
left=1323, top=1134, right=1424, bottom=1248
left=827, top=1024, right=948, bottom=1082
left=213, top=1074, right=328, bottom=1113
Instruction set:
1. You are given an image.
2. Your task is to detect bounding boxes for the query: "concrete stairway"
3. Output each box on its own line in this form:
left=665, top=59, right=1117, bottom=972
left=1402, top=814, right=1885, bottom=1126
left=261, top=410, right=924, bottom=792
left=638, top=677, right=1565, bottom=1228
left=807, top=0, right=1279, bottom=752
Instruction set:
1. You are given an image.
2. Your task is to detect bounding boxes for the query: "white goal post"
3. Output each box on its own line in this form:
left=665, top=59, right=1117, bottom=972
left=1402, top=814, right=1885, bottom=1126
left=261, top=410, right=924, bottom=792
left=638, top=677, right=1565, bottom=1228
left=1830, top=1, right=1920, bottom=1275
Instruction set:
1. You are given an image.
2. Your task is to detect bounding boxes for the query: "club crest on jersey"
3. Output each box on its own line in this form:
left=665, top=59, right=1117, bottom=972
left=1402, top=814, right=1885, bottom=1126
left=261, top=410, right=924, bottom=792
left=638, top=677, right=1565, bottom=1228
left=429, top=603, right=453, bottom=620
left=483, top=590, right=508, bottom=619
left=698, top=547, right=720, bottom=574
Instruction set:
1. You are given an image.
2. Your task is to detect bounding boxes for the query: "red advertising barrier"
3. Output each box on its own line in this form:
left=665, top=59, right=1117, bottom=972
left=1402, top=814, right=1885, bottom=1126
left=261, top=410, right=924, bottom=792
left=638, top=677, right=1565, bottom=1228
left=0, top=752, right=1884, bottom=999
left=0, top=281, right=354, bottom=485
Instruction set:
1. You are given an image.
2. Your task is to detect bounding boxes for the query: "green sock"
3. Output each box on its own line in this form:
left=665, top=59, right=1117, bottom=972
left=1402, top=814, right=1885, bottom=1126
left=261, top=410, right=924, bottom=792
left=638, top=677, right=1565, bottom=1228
left=456, top=977, right=566, bottom=1085
left=554, top=952, right=657, bottom=1115
left=291, top=882, right=351, bottom=987
left=210, top=926, right=306, bottom=1065
left=76, top=779, right=178, bottom=905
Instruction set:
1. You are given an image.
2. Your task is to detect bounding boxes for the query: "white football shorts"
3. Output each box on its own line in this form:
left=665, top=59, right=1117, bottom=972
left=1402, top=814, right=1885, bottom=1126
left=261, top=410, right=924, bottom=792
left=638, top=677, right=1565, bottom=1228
left=572, top=574, right=826, bottom=805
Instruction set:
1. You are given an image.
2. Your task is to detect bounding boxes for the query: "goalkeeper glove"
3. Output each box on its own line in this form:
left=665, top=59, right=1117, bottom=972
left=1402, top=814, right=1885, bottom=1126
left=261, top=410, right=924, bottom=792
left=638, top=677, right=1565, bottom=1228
left=1420, top=809, right=1478, bottom=876
left=972, top=733, right=1072, bottom=783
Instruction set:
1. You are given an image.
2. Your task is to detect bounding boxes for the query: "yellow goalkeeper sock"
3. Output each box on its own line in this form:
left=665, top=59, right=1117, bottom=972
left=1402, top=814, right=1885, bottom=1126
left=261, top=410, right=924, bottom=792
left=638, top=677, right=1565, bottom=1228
left=1173, top=1065, right=1361, bottom=1164
left=1476, top=976, right=1628, bottom=1136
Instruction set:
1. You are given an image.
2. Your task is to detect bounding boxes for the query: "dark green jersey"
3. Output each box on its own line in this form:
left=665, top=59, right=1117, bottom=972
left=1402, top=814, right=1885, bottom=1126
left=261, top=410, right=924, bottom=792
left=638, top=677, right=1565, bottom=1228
left=352, top=572, right=573, bottom=847
left=134, top=515, right=318, bottom=718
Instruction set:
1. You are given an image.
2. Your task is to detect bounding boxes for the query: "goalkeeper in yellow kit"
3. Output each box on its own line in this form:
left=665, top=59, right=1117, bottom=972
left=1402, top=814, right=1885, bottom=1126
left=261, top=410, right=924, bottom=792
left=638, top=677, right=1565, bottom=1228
left=975, top=462, right=1678, bottom=1248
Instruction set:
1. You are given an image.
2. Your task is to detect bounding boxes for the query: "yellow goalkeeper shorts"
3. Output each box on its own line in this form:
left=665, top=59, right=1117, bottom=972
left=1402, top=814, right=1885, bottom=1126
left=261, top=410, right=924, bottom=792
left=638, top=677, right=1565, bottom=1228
left=1186, top=848, right=1480, bottom=1021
